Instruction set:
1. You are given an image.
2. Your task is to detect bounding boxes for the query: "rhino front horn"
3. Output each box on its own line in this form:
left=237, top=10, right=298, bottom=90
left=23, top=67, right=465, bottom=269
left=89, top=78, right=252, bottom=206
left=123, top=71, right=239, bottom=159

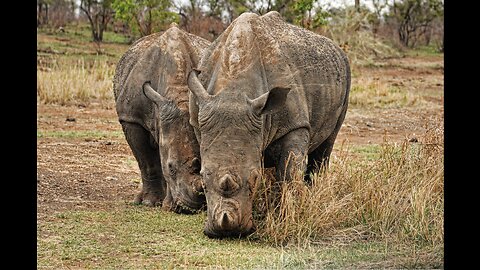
left=219, top=174, right=239, bottom=194
left=187, top=71, right=212, bottom=104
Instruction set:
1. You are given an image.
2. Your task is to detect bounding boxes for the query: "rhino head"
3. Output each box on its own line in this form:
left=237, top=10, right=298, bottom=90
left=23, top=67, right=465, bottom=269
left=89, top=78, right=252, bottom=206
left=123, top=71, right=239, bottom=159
left=188, top=71, right=290, bottom=237
left=143, top=81, right=205, bottom=213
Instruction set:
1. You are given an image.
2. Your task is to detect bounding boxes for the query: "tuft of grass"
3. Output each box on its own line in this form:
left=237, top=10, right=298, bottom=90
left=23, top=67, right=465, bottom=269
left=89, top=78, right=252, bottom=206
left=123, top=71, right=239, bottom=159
left=252, top=127, right=443, bottom=265
left=349, top=77, right=423, bottom=108
left=37, top=58, right=115, bottom=105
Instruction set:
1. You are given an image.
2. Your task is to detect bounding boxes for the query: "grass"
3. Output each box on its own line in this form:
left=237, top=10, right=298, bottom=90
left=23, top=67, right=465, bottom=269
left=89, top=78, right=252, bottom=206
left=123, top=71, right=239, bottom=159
left=349, top=77, right=425, bottom=109
left=405, top=44, right=444, bottom=57
left=37, top=206, right=440, bottom=269
left=37, top=128, right=443, bottom=269
left=37, top=130, right=124, bottom=139
left=250, top=126, right=443, bottom=267
left=37, top=23, right=129, bottom=105
left=37, top=58, right=116, bottom=105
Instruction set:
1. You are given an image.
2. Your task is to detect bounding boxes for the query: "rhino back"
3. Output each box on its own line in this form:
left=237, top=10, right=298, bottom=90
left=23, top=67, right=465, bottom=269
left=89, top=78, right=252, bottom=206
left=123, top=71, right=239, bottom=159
left=194, top=12, right=350, bottom=151
left=114, top=27, right=210, bottom=134
left=255, top=12, right=350, bottom=150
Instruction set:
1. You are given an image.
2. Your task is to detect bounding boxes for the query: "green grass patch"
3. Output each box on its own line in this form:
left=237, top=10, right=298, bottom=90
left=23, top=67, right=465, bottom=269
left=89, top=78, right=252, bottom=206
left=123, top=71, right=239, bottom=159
left=349, top=144, right=382, bottom=160
left=37, top=23, right=130, bottom=68
left=37, top=130, right=123, bottom=139
left=405, top=45, right=443, bottom=57
left=37, top=206, right=441, bottom=269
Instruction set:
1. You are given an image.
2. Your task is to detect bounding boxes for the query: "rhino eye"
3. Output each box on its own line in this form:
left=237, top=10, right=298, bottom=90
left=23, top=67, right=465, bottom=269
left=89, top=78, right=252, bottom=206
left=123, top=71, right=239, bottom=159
left=191, top=158, right=201, bottom=174
left=168, top=162, right=176, bottom=177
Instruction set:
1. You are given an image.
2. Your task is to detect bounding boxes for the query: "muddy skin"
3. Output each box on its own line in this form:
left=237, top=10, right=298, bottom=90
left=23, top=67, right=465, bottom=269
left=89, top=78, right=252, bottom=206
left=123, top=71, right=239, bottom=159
left=188, top=12, right=351, bottom=237
left=113, top=25, right=210, bottom=212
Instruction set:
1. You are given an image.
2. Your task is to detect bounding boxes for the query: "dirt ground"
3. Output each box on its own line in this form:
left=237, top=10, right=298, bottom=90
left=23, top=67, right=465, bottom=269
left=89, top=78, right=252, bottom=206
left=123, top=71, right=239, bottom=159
left=37, top=55, right=444, bottom=221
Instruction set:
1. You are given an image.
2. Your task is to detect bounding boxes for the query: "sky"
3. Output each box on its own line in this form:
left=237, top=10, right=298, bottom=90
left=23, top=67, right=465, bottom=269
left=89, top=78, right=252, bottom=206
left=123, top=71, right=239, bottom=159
left=172, top=0, right=378, bottom=11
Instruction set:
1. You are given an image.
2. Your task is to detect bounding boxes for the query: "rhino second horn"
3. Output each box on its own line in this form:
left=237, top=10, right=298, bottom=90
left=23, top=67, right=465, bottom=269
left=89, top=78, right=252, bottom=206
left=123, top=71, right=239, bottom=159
left=219, top=174, right=239, bottom=193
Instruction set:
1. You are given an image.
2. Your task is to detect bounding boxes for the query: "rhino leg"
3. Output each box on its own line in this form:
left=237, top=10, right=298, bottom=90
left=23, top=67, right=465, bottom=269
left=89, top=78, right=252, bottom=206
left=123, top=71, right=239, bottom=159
left=305, top=105, right=348, bottom=183
left=304, top=133, right=336, bottom=184
left=264, top=128, right=310, bottom=182
left=121, top=122, right=166, bottom=207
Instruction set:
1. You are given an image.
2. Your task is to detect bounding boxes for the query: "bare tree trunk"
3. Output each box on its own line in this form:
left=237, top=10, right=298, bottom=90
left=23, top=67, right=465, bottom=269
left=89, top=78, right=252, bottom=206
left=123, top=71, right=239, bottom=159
left=355, top=0, right=360, bottom=12
left=38, top=3, right=43, bottom=26
left=80, top=0, right=112, bottom=42
left=45, top=4, right=49, bottom=25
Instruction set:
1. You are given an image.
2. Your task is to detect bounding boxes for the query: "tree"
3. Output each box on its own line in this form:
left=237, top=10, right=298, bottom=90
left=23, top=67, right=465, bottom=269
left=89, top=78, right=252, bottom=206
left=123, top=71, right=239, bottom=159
left=112, top=0, right=178, bottom=37
left=388, top=0, right=444, bottom=48
left=79, top=0, right=114, bottom=42
left=38, top=0, right=53, bottom=26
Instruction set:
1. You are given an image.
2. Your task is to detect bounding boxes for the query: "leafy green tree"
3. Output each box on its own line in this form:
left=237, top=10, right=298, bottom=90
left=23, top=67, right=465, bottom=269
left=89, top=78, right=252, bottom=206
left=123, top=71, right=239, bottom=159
left=112, top=0, right=179, bottom=37
left=286, top=0, right=329, bottom=30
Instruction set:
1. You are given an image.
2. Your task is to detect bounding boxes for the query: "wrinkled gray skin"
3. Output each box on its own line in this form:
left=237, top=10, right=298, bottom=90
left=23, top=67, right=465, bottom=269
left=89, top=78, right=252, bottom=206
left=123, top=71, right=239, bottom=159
left=188, top=12, right=351, bottom=237
left=113, top=26, right=210, bottom=213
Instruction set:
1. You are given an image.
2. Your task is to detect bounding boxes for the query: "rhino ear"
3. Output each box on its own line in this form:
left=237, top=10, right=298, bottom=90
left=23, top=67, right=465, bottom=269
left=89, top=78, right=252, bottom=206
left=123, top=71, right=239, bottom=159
left=249, top=87, right=290, bottom=115
left=187, top=70, right=211, bottom=104
left=143, top=81, right=166, bottom=106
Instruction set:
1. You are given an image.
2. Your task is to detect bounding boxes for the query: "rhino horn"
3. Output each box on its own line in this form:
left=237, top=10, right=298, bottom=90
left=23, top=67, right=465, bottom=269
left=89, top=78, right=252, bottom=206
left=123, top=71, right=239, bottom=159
left=219, top=174, right=239, bottom=193
left=143, top=81, right=166, bottom=105
left=220, top=211, right=236, bottom=230
left=187, top=70, right=211, bottom=104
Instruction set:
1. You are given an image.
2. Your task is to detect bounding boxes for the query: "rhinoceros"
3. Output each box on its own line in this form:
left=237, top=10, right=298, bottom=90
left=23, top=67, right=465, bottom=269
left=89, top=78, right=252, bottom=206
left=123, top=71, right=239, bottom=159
left=113, top=25, right=210, bottom=213
left=186, top=12, right=351, bottom=237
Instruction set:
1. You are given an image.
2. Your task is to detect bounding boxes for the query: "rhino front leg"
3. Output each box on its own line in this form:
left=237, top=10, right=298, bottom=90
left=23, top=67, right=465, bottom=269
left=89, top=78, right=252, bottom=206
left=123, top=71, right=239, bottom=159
left=265, top=128, right=310, bottom=182
left=121, top=122, right=167, bottom=207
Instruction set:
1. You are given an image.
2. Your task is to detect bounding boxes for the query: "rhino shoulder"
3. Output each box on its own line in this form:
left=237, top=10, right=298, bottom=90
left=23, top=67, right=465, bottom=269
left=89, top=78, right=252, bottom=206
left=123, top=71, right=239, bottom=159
left=113, top=32, right=163, bottom=100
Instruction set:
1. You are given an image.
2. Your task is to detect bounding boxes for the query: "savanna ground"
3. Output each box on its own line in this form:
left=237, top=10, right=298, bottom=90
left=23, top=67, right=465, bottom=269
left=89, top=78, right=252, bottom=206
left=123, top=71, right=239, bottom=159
left=37, top=24, right=443, bottom=269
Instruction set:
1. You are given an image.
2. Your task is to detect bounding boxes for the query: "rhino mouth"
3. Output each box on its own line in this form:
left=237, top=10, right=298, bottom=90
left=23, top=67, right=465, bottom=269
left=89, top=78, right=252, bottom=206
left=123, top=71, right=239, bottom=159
left=171, top=196, right=206, bottom=214
left=203, top=223, right=256, bottom=239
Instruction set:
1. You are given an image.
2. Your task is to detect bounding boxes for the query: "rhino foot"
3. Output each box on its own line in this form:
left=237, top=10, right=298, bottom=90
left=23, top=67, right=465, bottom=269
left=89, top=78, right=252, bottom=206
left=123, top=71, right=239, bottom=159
left=134, top=189, right=165, bottom=207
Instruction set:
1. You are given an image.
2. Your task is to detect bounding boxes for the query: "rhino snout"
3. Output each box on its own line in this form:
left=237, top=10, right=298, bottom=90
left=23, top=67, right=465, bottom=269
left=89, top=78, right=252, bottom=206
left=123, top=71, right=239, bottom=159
left=203, top=202, right=255, bottom=238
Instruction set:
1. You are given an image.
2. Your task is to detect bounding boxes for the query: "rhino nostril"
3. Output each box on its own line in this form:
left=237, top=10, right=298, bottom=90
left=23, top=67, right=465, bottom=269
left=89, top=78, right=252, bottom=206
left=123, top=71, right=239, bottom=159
left=221, top=213, right=229, bottom=227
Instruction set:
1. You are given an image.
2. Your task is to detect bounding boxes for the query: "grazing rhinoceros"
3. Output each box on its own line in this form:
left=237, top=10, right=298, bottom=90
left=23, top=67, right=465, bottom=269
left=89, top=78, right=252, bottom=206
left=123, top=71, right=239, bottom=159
left=187, top=12, right=351, bottom=237
left=113, top=25, right=210, bottom=213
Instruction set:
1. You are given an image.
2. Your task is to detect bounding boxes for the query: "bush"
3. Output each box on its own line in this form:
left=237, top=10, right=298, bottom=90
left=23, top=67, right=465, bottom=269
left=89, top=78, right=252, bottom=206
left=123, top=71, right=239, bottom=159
left=323, top=7, right=401, bottom=65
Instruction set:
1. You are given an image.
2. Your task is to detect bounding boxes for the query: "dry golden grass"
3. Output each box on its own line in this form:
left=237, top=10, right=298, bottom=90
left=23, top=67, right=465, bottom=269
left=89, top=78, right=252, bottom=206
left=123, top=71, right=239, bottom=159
left=37, top=58, right=115, bottom=105
left=252, top=126, right=443, bottom=251
left=349, top=77, right=424, bottom=108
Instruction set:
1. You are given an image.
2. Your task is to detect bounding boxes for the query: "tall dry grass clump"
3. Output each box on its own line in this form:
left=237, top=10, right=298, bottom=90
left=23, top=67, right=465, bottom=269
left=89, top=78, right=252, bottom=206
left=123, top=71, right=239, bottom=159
left=252, top=127, right=443, bottom=250
left=37, top=58, right=115, bottom=105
